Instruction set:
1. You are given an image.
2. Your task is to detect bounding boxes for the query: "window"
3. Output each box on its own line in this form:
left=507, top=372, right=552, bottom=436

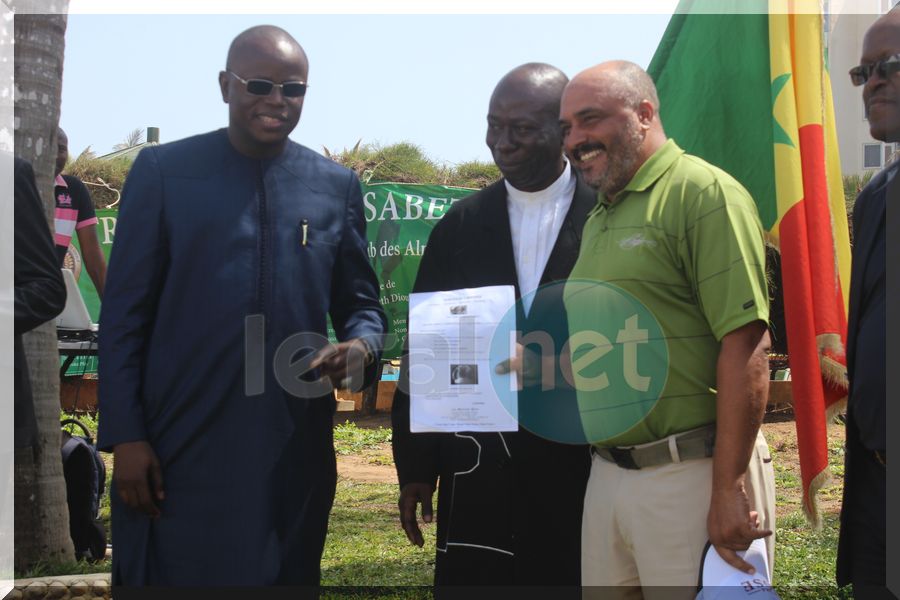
left=887, top=143, right=899, bottom=165
left=864, top=143, right=883, bottom=169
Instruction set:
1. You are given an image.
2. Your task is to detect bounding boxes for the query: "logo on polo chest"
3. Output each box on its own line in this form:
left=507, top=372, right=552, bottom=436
left=618, top=233, right=657, bottom=250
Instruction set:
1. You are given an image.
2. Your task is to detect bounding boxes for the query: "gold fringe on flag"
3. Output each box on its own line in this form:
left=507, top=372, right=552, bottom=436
left=817, top=333, right=848, bottom=389
left=803, top=394, right=848, bottom=528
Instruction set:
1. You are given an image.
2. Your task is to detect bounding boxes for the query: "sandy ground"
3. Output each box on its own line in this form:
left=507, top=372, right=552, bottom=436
left=763, top=412, right=846, bottom=517
left=334, top=411, right=397, bottom=484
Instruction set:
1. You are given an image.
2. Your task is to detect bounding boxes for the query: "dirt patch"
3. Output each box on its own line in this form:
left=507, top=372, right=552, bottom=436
left=334, top=411, right=397, bottom=483
left=334, top=410, right=392, bottom=430
left=333, top=410, right=849, bottom=520
left=762, top=418, right=846, bottom=518
left=337, top=452, right=398, bottom=484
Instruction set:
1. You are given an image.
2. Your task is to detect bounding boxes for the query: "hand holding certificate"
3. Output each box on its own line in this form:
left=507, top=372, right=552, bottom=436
left=408, top=285, right=518, bottom=433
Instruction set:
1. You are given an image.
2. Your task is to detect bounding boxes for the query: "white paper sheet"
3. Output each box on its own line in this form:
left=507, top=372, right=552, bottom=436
left=408, top=285, right=518, bottom=432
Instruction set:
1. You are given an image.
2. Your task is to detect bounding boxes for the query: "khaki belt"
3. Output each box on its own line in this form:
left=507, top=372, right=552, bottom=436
left=592, top=424, right=716, bottom=470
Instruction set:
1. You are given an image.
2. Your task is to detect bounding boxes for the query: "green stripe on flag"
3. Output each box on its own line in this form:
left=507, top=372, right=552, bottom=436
left=648, top=3, right=778, bottom=230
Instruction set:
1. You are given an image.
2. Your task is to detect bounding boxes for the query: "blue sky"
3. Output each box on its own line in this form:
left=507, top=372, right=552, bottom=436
left=59, top=13, right=673, bottom=165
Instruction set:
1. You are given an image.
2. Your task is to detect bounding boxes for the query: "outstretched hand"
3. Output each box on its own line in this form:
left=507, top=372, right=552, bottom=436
left=309, top=338, right=373, bottom=391
left=493, top=342, right=546, bottom=389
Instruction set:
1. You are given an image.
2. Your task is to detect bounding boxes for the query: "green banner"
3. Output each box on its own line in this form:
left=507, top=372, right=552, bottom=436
left=362, top=183, right=477, bottom=359
left=67, top=208, right=116, bottom=322
left=68, top=184, right=478, bottom=367
left=62, top=209, right=115, bottom=376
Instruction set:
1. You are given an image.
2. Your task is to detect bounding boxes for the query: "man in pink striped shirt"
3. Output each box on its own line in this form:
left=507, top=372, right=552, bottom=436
left=55, top=127, right=107, bottom=297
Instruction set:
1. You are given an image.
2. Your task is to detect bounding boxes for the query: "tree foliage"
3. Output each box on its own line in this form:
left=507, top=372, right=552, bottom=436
left=841, top=171, right=875, bottom=243
left=70, top=140, right=502, bottom=209
left=324, top=140, right=500, bottom=189
left=66, top=149, right=131, bottom=208
left=112, top=127, right=144, bottom=151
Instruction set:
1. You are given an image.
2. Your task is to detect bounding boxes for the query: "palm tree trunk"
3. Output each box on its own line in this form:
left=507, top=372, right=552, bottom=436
left=12, top=6, right=75, bottom=570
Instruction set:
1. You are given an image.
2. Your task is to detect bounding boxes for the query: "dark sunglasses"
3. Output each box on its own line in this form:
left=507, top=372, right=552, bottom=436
left=227, top=71, right=308, bottom=97
left=849, top=54, right=900, bottom=86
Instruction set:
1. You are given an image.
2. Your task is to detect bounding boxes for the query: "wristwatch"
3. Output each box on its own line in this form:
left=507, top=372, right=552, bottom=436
left=356, top=338, right=376, bottom=367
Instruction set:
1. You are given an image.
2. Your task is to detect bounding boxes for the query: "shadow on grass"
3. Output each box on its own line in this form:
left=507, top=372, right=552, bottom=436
left=321, top=587, right=433, bottom=600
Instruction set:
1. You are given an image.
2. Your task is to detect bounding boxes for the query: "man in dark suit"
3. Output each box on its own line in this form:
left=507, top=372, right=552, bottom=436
left=14, top=157, right=66, bottom=450
left=837, top=8, right=899, bottom=597
left=391, top=63, right=593, bottom=589
left=97, top=26, right=385, bottom=586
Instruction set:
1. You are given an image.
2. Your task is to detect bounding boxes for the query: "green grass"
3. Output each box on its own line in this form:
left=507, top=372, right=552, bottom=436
left=61, top=411, right=98, bottom=439
left=774, top=513, right=852, bottom=599
left=768, top=423, right=851, bottom=599
left=321, top=588, right=433, bottom=599
left=321, top=480, right=435, bottom=587
left=29, top=420, right=853, bottom=598
left=333, top=421, right=393, bottom=456
left=16, top=558, right=111, bottom=580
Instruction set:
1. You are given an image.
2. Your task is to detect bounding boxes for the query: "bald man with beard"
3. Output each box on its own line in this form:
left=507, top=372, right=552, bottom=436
left=392, top=63, right=593, bottom=591
left=98, top=26, right=385, bottom=586
left=560, top=61, right=775, bottom=598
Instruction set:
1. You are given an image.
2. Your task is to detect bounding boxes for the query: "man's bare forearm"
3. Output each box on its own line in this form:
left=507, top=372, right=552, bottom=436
left=713, top=321, right=770, bottom=492
left=706, top=320, right=772, bottom=573
left=78, top=227, right=107, bottom=298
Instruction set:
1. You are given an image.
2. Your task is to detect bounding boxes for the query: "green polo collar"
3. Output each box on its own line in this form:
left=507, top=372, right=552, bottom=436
left=600, top=139, right=685, bottom=207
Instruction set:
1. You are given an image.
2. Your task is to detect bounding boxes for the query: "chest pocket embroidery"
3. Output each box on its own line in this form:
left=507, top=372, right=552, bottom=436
left=618, top=233, right=659, bottom=250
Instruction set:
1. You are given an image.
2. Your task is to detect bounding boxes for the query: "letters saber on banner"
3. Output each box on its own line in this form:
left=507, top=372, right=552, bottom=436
left=83, top=184, right=479, bottom=364
left=361, top=182, right=477, bottom=360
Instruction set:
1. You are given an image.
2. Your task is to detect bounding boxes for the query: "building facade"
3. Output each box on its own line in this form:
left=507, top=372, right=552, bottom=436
left=829, top=0, right=899, bottom=176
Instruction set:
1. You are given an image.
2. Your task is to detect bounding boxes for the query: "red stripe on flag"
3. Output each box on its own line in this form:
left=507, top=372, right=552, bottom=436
left=779, top=123, right=848, bottom=518
left=797, top=125, right=848, bottom=345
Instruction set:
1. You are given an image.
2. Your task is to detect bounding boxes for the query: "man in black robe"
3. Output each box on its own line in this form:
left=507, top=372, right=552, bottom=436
left=391, top=63, right=593, bottom=591
left=97, top=26, right=385, bottom=586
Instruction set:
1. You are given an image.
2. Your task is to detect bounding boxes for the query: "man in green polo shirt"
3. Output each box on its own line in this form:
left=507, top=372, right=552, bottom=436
left=559, top=60, right=776, bottom=597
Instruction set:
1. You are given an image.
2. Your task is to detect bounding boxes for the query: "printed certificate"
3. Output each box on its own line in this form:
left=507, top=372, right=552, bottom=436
left=408, top=285, right=518, bottom=432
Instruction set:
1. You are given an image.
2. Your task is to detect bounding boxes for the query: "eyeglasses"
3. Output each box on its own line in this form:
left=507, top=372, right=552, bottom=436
left=227, top=71, right=308, bottom=97
left=849, top=54, right=900, bottom=86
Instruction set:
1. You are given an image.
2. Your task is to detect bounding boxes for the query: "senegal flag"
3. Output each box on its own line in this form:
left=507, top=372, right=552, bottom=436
left=648, top=0, right=851, bottom=526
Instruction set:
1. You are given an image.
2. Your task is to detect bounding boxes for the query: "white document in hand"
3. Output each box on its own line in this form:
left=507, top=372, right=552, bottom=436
left=408, top=285, right=518, bottom=433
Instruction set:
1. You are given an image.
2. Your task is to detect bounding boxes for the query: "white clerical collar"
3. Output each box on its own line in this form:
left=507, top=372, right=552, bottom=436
left=504, top=161, right=572, bottom=206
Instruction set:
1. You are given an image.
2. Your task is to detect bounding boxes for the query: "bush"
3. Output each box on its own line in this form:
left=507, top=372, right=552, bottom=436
left=65, top=149, right=133, bottom=209
left=64, top=140, right=502, bottom=208
left=842, top=171, right=874, bottom=241
left=452, top=160, right=501, bottom=189
left=326, top=141, right=499, bottom=189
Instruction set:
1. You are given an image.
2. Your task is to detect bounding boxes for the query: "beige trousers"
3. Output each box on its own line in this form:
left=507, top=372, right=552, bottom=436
left=581, top=431, right=776, bottom=600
